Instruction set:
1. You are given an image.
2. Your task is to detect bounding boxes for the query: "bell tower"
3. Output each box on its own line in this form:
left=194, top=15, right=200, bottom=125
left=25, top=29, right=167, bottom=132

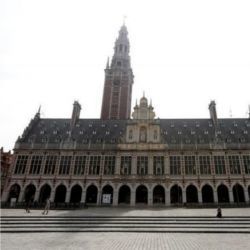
left=101, top=24, right=134, bottom=120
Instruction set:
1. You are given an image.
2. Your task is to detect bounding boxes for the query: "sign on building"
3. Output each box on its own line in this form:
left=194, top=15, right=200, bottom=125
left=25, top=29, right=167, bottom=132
left=102, top=194, right=111, bottom=204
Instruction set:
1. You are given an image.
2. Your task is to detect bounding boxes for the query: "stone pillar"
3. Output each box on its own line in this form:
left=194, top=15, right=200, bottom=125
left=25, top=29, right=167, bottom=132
left=65, top=189, right=71, bottom=203
left=244, top=189, right=250, bottom=203
left=1, top=189, right=9, bottom=202
left=165, top=189, right=170, bottom=206
left=148, top=156, right=153, bottom=175
left=229, top=189, right=234, bottom=203
left=131, top=155, right=137, bottom=175
left=113, top=189, right=118, bottom=206
left=34, top=188, right=40, bottom=202
left=50, top=189, right=56, bottom=202
left=198, top=189, right=202, bottom=203
left=130, top=189, right=135, bottom=206
left=183, top=189, right=187, bottom=203
left=97, top=188, right=101, bottom=205
left=18, top=189, right=25, bottom=202
left=81, top=190, right=86, bottom=203
left=214, top=189, right=218, bottom=203
left=164, top=156, right=169, bottom=175
left=115, top=155, right=121, bottom=175
left=148, top=188, right=153, bottom=206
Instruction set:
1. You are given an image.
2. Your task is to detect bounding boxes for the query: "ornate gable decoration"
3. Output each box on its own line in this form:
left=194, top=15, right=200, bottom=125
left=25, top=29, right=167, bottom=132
left=132, top=96, right=155, bottom=120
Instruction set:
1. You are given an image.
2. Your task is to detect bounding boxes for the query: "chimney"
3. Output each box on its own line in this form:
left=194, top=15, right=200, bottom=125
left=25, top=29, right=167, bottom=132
left=209, top=100, right=218, bottom=126
left=71, top=101, right=81, bottom=128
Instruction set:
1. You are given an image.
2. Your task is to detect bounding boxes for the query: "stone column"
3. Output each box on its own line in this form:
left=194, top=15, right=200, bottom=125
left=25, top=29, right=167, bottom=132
left=18, top=189, right=25, bottom=202
left=81, top=190, right=86, bottom=203
left=65, top=188, right=71, bottom=203
left=214, top=189, right=218, bottom=203
left=131, top=155, right=137, bottom=175
left=113, top=189, right=118, bottom=206
left=50, top=189, right=56, bottom=202
left=34, top=188, right=40, bottom=202
left=130, top=189, right=136, bottom=206
left=148, top=188, right=153, bottom=206
left=198, top=189, right=202, bottom=203
left=115, top=155, right=121, bottom=175
left=97, top=188, right=102, bottom=205
left=164, top=156, right=169, bottom=176
left=244, top=188, right=250, bottom=203
left=182, top=188, right=187, bottom=203
left=229, top=189, right=234, bottom=203
left=148, top=156, right=153, bottom=175
left=165, top=188, right=170, bottom=206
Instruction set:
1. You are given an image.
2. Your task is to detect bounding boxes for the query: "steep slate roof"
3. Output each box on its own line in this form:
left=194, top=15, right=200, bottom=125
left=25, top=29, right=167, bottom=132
left=15, top=117, right=250, bottom=150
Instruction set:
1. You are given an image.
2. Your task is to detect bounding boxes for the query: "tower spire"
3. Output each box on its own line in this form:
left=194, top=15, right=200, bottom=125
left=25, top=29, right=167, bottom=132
left=101, top=24, right=134, bottom=120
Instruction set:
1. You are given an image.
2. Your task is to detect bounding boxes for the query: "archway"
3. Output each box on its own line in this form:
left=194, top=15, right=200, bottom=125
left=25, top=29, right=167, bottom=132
left=233, top=184, right=245, bottom=203
left=186, top=185, right=198, bottom=203
left=217, top=184, right=229, bottom=203
left=24, top=184, right=36, bottom=202
left=54, top=185, right=66, bottom=203
left=170, top=185, right=182, bottom=204
left=153, top=185, right=165, bottom=204
left=70, top=185, right=82, bottom=203
left=39, top=184, right=51, bottom=203
left=102, top=185, right=113, bottom=204
left=8, top=184, right=21, bottom=202
left=118, top=185, right=131, bottom=204
left=86, top=185, right=98, bottom=204
left=202, top=184, right=214, bottom=203
left=136, top=185, right=148, bottom=204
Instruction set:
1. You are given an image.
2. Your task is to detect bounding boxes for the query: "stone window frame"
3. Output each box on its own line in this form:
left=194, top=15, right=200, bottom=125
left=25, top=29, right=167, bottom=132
left=29, top=155, right=43, bottom=175
left=14, top=155, right=29, bottom=175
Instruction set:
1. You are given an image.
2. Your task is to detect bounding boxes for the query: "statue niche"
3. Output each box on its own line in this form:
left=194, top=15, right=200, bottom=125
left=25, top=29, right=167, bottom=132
left=140, top=127, right=147, bottom=142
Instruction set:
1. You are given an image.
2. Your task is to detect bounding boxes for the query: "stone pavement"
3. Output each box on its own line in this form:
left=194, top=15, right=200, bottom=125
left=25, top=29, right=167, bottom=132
left=1, top=207, right=250, bottom=250
left=1, top=232, right=250, bottom=250
left=1, top=206, right=250, bottom=217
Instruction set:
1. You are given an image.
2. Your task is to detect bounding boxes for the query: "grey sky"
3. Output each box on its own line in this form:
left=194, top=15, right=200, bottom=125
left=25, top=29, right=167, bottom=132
left=0, top=0, right=250, bottom=150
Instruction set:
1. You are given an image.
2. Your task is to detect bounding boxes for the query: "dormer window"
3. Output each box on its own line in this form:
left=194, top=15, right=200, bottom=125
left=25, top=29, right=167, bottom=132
left=76, top=123, right=80, bottom=127
left=234, top=123, right=238, bottom=127
left=209, top=123, right=213, bottom=127
left=243, top=130, right=248, bottom=134
left=101, top=124, right=106, bottom=127
left=204, top=131, right=208, bottom=134
left=183, top=124, right=187, bottom=128
left=217, top=131, right=222, bottom=134
left=106, top=131, right=110, bottom=135
left=92, top=131, right=96, bottom=135
left=191, top=131, right=195, bottom=135
left=89, top=124, right=92, bottom=127
left=171, top=124, right=175, bottom=128
left=53, top=130, right=58, bottom=135
left=114, top=124, right=118, bottom=127
left=66, top=131, right=71, bottom=135
left=230, top=130, right=235, bottom=134
left=79, top=131, right=83, bottom=135
left=40, top=130, right=44, bottom=135
left=196, top=123, right=200, bottom=127
left=178, top=131, right=182, bottom=135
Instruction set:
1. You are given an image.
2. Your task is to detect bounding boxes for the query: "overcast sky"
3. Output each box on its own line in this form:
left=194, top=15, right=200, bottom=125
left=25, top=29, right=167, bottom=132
left=1, top=0, right=250, bottom=151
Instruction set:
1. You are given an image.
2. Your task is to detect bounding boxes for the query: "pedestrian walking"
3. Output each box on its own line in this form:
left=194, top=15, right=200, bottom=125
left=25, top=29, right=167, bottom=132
left=25, top=195, right=34, bottom=213
left=216, top=206, right=222, bottom=218
left=42, top=198, right=50, bottom=215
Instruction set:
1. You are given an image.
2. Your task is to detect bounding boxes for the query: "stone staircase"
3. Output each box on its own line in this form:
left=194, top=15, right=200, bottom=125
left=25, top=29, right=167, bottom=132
left=1, top=216, right=250, bottom=233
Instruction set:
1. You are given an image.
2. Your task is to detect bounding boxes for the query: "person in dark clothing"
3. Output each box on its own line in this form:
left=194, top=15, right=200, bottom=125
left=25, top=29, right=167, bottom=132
left=216, top=207, right=222, bottom=218
left=25, top=195, right=34, bottom=213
